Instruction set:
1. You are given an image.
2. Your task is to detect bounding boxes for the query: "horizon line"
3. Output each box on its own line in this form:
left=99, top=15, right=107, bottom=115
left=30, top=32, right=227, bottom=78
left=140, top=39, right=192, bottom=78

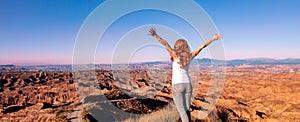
left=1, top=57, right=300, bottom=66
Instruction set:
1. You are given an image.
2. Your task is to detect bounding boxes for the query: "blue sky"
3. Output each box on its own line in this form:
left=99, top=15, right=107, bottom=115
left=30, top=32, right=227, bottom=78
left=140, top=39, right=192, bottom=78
left=0, top=0, right=299, bottom=65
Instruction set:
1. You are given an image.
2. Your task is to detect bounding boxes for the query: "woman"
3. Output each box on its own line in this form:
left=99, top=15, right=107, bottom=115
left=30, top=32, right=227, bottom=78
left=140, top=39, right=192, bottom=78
left=149, top=28, right=222, bottom=122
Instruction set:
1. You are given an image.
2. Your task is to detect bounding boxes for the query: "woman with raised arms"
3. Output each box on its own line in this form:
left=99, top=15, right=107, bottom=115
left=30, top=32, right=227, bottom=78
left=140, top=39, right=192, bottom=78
left=149, top=27, right=223, bottom=122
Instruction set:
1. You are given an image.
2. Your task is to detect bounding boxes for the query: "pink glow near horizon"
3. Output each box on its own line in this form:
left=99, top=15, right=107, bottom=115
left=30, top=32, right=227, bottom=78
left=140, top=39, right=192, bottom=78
left=2, top=55, right=300, bottom=66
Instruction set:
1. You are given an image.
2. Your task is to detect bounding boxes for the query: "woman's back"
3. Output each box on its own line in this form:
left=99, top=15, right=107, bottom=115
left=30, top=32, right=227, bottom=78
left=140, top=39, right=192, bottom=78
left=172, top=58, right=191, bottom=85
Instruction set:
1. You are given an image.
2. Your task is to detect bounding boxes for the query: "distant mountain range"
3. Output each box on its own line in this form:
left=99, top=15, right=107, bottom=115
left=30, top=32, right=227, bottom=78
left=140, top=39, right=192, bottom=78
left=139, top=58, right=300, bottom=65
left=1, top=58, right=300, bottom=67
left=225, top=58, right=300, bottom=65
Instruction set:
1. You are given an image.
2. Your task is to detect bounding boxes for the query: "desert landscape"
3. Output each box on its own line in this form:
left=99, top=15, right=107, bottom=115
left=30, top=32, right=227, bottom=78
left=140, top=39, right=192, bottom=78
left=0, top=63, right=299, bottom=122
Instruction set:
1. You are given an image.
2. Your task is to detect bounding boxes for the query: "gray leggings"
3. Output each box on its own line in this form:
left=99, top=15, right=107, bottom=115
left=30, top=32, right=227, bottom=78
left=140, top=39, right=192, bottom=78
left=172, top=83, right=192, bottom=122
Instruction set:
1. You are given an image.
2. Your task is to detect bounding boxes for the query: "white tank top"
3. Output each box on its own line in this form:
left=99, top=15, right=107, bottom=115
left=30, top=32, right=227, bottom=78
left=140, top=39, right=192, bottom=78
left=172, top=58, right=191, bottom=85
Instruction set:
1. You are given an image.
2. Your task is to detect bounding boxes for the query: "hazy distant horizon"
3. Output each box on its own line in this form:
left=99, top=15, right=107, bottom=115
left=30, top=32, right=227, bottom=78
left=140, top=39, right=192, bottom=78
left=1, top=57, right=300, bottom=66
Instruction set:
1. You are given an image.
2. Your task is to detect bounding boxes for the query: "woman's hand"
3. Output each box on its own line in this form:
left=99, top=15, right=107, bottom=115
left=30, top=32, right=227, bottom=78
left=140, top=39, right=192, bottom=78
left=148, top=27, right=157, bottom=36
left=212, top=34, right=223, bottom=41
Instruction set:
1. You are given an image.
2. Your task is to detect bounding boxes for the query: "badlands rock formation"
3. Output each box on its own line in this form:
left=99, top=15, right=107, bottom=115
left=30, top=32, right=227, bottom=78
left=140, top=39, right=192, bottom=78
left=0, top=66, right=299, bottom=122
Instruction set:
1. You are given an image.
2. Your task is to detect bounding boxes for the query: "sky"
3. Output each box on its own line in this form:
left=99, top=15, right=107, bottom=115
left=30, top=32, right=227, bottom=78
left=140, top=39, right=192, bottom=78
left=0, top=0, right=299, bottom=65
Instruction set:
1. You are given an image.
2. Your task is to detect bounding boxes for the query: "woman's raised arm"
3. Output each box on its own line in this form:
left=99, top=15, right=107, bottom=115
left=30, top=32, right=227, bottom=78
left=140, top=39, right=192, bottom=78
left=191, top=34, right=223, bottom=58
left=149, top=28, right=176, bottom=58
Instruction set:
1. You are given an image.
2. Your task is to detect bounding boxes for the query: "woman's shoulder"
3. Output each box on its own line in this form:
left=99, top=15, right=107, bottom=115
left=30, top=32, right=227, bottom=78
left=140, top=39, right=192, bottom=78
left=173, top=57, right=179, bottom=61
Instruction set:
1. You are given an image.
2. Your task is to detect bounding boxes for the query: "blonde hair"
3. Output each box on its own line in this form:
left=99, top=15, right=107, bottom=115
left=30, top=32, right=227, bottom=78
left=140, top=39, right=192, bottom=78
left=171, top=39, right=193, bottom=68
